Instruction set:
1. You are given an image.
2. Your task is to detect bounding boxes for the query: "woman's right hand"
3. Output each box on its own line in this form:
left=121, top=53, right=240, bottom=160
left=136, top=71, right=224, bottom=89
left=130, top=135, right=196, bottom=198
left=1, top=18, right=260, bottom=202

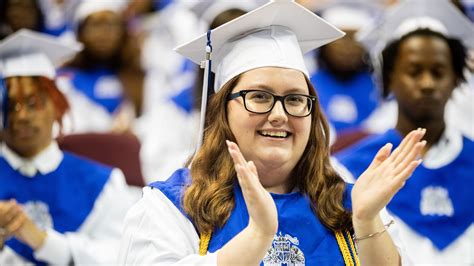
left=352, top=128, right=426, bottom=223
left=226, top=140, right=278, bottom=239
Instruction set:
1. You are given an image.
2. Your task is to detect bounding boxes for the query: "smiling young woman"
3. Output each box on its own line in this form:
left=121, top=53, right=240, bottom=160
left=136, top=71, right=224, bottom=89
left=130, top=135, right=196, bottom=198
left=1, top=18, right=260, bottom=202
left=118, top=1, right=426, bottom=265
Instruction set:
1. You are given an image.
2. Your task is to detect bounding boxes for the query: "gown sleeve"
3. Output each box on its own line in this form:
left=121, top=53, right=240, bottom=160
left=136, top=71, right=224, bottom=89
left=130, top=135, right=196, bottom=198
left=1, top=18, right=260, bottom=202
left=33, top=168, right=136, bottom=265
left=118, top=186, right=218, bottom=265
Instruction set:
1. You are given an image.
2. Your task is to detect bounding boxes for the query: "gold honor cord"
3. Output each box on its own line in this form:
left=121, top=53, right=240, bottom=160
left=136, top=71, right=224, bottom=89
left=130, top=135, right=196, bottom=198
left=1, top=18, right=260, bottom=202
left=200, top=230, right=360, bottom=266
left=335, top=230, right=361, bottom=266
left=199, top=232, right=212, bottom=256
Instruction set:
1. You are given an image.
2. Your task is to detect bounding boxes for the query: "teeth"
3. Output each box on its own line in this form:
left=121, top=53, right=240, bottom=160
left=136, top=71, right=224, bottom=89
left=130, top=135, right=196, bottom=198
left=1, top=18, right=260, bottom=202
left=260, top=130, right=288, bottom=138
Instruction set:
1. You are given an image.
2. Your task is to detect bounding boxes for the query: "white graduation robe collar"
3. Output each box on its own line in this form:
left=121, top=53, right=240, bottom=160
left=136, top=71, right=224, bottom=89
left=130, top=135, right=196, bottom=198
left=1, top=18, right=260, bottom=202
left=423, top=126, right=463, bottom=169
left=1, top=141, right=64, bottom=178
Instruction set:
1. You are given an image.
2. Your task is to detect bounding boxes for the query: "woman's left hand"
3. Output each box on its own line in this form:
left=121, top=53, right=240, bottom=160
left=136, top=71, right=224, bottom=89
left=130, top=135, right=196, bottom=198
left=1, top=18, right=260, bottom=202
left=351, top=128, right=426, bottom=223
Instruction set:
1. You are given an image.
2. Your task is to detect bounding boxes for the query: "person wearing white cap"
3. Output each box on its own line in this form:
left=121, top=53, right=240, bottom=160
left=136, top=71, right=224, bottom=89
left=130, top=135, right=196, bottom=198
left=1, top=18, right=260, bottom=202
left=57, top=0, right=134, bottom=133
left=136, top=0, right=204, bottom=115
left=118, top=1, right=426, bottom=265
left=0, top=29, right=135, bottom=265
left=135, top=3, right=251, bottom=184
left=310, top=1, right=380, bottom=137
left=337, top=0, right=474, bottom=264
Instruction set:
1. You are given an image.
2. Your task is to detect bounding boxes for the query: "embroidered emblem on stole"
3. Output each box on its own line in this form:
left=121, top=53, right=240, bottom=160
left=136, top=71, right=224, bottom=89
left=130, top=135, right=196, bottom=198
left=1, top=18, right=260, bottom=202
left=420, top=186, right=454, bottom=217
left=263, top=232, right=305, bottom=266
left=22, top=201, right=53, bottom=230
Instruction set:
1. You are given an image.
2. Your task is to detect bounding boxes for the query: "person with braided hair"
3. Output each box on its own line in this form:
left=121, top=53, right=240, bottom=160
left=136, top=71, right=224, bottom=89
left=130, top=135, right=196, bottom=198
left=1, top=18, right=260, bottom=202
left=0, top=29, right=134, bottom=265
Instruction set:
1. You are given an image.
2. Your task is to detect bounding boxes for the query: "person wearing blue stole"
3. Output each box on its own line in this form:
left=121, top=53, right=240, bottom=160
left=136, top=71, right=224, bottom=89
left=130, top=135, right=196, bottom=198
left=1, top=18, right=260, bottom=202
left=0, top=29, right=135, bottom=265
left=309, top=2, right=379, bottom=135
left=136, top=3, right=251, bottom=184
left=56, top=1, right=131, bottom=133
left=336, top=0, right=474, bottom=264
left=118, top=1, right=426, bottom=265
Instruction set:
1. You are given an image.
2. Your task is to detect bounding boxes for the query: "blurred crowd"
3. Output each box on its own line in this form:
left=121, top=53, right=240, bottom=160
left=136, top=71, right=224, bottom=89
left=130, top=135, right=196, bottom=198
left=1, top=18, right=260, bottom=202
left=1, top=0, right=472, bottom=182
left=0, top=0, right=473, bottom=265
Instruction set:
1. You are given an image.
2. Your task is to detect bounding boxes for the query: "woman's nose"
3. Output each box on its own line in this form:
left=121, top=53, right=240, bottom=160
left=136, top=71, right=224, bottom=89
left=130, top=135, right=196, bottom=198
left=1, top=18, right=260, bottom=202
left=268, top=100, right=288, bottom=125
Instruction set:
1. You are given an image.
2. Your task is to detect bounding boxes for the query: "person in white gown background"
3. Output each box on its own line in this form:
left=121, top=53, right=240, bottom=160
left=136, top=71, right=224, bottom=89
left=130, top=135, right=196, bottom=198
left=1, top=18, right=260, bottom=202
left=336, top=0, right=474, bottom=264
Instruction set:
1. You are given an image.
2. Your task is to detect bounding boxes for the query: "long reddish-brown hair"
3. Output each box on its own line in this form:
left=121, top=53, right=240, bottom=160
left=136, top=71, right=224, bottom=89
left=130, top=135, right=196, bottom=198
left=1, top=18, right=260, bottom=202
left=183, top=72, right=352, bottom=234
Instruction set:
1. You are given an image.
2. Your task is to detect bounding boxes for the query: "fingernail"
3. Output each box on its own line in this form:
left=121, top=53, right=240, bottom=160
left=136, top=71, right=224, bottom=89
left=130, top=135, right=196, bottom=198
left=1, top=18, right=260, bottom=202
left=421, top=140, right=427, bottom=145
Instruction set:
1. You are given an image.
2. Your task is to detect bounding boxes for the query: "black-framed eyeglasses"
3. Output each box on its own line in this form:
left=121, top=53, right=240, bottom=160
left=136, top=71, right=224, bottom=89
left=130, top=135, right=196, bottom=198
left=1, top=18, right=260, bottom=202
left=227, top=90, right=317, bottom=117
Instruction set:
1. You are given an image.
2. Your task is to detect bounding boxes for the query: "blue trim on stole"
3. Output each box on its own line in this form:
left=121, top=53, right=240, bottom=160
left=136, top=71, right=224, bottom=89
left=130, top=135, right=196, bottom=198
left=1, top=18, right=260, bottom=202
left=58, top=68, right=123, bottom=114
left=336, top=129, right=474, bottom=250
left=310, top=69, right=378, bottom=132
left=170, top=59, right=198, bottom=114
left=151, top=168, right=354, bottom=265
left=171, top=87, right=193, bottom=114
left=0, top=153, right=112, bottom=265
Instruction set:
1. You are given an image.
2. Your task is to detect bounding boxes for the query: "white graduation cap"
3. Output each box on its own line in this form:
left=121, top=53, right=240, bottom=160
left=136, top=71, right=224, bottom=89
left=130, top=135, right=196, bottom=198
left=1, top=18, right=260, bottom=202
left=174, top=0, right=344, bottom=148
left=176, top=0, right=344, bottom=92
left=318, top=0, right=382, bottom=31
left=357, top=0, right=474, bottom=59
left=74, top=0, right=126, bottom=25
left=0, top=29, right=82, bottom=79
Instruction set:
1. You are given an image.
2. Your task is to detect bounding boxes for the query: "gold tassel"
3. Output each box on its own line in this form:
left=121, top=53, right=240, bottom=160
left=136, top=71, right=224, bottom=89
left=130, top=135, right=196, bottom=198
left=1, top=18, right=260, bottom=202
left=199, top=232, right=212, bottom=256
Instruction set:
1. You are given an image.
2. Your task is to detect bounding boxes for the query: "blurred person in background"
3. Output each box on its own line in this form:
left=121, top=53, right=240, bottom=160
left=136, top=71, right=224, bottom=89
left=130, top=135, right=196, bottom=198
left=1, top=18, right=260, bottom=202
left=135, top=0, right=253, bottom=183
left=35, top=0, right=82, bottom=45
left=0, top=0, right=44, bottom=40
left=0, top=0, right=79, bottom=41
left=310, top=1, right=381, bottom=137
left=360, top=0, right=474, bottom=140
left=58, top=0, right=137, bottom=133
left=446, top=0, right=474, bottom=140
left=0, top=30, right=134, bottom=265
left=337, top=0, right=474, bottom=264
left=133, top=0, right=204, bottom=115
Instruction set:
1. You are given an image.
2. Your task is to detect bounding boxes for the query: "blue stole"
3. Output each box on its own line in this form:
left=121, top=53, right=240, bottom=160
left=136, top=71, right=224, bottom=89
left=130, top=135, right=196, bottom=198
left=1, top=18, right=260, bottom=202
left=336, top=129, right=474, bottom=250
left=310, top=69, right=378, bottom=132
left=42, top=25, right=68, bottom=37
left=58, top=67, right=123, bottom=113
left=0, top=153, right=111, bottom=265
left=170, top=59, right=197, bottom=114
left=151, top=168, right=354, bottom=265
left=171, top=87, right=193, bottom=114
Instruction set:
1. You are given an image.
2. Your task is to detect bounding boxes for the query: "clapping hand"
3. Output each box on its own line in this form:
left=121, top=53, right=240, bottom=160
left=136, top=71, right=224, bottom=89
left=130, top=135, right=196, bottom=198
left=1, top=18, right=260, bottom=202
left=226, top=140, right=278, bottom=238
left=0, top=199, right=46, bottom=250
left=0, top=200, right=27, bottom=249
left=352, top=128, right=426, bottom=222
